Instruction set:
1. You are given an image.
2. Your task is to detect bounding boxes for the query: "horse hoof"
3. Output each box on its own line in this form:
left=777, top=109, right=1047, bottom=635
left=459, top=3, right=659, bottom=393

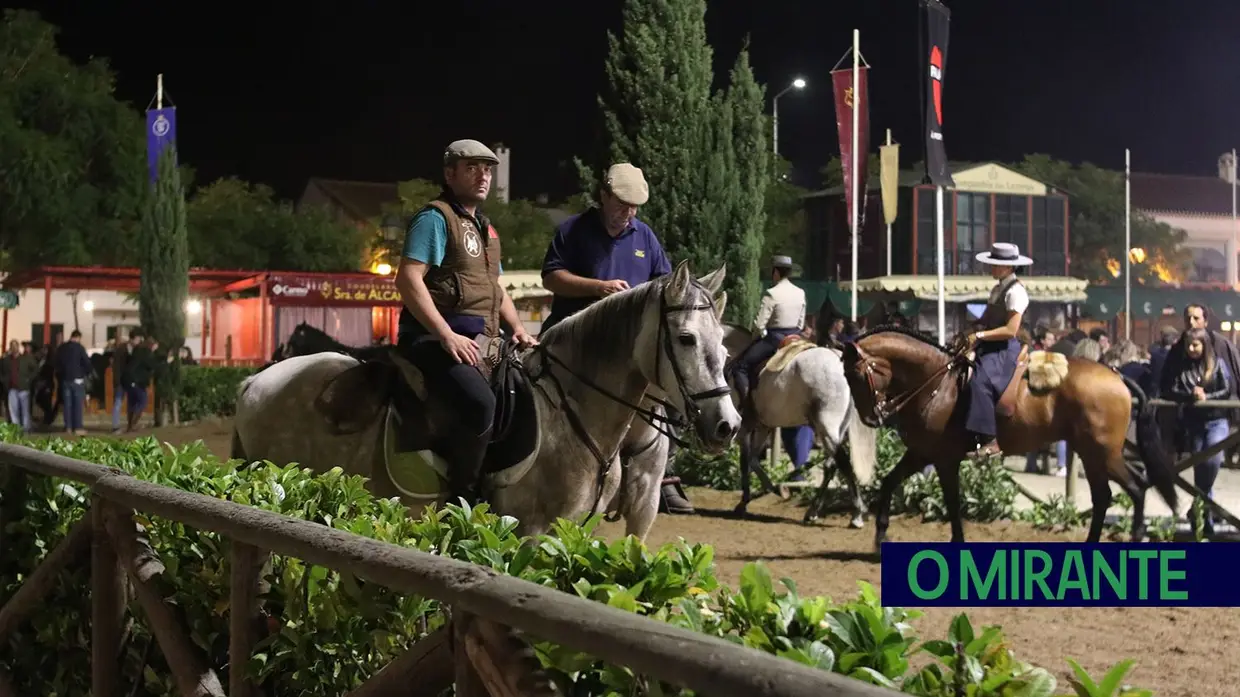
left=849, top=516, right=865, bottom=529
left=733, top=503, right=749, bottom=516
left=802, top=514, right=819, bottom=525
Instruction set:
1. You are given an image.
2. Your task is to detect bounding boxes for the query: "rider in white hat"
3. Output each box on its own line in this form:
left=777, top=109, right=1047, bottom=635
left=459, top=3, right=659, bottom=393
left=728, top=255, right=807, bottom=410
left=965, top=242, right=1033, bottom=460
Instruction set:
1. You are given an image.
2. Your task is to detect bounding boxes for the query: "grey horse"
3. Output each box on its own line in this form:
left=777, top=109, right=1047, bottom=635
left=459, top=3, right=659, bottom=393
left=721, top=324, right=877, bottom=528
left=230, top=261, right=741, bottom=540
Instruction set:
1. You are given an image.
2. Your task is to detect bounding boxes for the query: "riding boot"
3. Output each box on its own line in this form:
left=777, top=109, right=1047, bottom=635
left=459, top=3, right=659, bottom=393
left=660, top=477, right=695, bottom=514
left=445, top=425, right=492, bottom=507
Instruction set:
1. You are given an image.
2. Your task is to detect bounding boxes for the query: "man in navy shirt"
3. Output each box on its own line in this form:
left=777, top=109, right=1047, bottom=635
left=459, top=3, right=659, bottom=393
left=539, top=163, right=695, bottom=514
left=539, top=163, right=672, bottom=333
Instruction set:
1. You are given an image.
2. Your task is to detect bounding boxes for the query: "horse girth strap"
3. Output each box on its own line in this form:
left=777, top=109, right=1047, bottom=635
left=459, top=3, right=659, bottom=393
left=488, top=339, right=522, bottom=443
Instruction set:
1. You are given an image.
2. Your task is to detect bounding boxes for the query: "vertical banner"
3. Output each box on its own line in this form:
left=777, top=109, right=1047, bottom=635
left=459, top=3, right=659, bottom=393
left=880, top=141, right=900, bottom=225
left=146, top=107, right=177, bottom=183
left=831, top=66, right=871, bottom=231
left=922, top=0, right=954, bottom=187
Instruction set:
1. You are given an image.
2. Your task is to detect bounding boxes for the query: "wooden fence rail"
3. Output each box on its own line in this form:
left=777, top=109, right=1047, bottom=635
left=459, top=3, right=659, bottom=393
left=0, top=443, right=899, bottom=697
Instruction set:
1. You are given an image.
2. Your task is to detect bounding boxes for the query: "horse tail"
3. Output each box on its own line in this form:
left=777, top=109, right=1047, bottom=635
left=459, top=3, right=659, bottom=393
left=1120, top=372, right=1178, bottom=512
left=845, top=400, right=878, bottom=487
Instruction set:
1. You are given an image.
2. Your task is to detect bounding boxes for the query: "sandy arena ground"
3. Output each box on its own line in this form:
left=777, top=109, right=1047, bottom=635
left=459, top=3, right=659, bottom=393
left=88, top=419, right=1232, bottom=696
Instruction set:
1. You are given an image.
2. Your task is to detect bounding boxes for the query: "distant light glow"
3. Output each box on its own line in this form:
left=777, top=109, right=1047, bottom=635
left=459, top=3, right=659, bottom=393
left=82, top=300, right=95, bottom=312
left=374, top=262, right=393, bottom=276
left=186, top=299, right=202, bottom=315
left=792, top=78, right=807, bottom=89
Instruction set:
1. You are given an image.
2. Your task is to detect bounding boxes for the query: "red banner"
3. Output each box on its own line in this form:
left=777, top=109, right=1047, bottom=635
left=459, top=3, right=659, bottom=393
left=831, top=65, right=871, bottom=233
left=267, top=274, right=402, bottom=307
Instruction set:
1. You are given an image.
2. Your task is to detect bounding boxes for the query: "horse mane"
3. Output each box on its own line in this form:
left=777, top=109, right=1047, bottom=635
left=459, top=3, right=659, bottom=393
left=855, top=323, right=952, bottom=355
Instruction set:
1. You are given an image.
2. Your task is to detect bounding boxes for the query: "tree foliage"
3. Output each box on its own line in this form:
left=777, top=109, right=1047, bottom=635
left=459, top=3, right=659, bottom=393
left=139, top=147, right=188, bottom=349
left=763, top=157, right=810, bottom=266
left=0, top=9, right=146, bottom=271
left=578, top=0, right=774, bottom=323
left=186, top=177, right=367, bottom=272
left=1011, top=154, right=1190, bottom=284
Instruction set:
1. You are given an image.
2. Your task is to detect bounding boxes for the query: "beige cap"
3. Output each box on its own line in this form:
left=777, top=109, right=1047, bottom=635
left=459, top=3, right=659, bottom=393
left=443, top=139, right=500, bottom=165
left=604, top=163, right=649, bottom=206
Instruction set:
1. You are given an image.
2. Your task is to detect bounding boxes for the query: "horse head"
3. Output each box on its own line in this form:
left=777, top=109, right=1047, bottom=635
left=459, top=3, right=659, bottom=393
left=639, top=261, right=741, bottom=452
left=841, top=326, right=954, bottom=429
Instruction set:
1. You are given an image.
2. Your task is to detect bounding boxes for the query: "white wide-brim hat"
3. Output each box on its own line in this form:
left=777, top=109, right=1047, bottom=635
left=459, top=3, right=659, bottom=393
left=975, top=242, right=1033, bottom=266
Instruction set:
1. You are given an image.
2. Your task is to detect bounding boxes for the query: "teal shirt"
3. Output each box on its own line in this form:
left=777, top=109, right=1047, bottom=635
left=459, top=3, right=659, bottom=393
left=402, top=207, right=503, bottom=273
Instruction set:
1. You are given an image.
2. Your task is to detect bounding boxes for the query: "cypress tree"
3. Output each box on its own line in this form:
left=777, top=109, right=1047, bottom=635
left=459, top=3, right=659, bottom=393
left=577, top=0, right=718, bottom=271
left=719, top=48, right=770, bottom=323
left=138, top=146, right=189, bottom=422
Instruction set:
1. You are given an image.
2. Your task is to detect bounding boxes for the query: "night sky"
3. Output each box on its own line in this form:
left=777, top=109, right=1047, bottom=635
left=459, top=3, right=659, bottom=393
left=16, top=0, right=1240, bottom=202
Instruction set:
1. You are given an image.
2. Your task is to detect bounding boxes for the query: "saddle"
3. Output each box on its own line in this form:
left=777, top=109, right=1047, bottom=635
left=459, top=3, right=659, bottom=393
left=311, top=340, right=541, bottom=500
left=759, top=335, right=818, bottom=378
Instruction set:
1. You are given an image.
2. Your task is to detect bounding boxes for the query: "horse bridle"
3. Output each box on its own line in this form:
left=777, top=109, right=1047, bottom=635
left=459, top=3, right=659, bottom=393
left=529, top=280, right=731, bottom=519
left=855, top=348, right=959, bottom=426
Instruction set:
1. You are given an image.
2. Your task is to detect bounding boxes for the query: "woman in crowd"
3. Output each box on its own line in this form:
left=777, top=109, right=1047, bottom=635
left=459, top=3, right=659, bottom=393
left=1103, top=339, right=1151, bottom=385
left=1166, top=327, right=1231, bottom=538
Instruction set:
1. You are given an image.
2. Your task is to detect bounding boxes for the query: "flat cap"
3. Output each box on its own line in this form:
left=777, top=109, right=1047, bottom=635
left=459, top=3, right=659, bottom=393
left=771, top=255, right=794, bottom=268
left=444, top=139, right=500, bottom=165
left=604, top=163, right=649, bottom=206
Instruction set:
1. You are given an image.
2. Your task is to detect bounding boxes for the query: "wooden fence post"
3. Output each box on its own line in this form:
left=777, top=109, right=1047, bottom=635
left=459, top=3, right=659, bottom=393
left=229, top=542, right=266, bottom=697
left=91, top=499, right=125, bottom=697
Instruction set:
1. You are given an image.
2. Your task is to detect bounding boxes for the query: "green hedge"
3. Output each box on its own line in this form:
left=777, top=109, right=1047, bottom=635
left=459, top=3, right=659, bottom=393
left=0, top=425, right=1151, bottom=696
left=177, top=365, right=257, bottom=421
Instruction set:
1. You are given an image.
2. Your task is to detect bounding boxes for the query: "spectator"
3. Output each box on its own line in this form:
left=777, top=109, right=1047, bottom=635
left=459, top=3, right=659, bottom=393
left=1049, top=328, right=1085, bottom=356
left=1166, top=327, right=1231, bottom=538
left=179, top=345, right=198, bottom=366
left=109, top=330, right=139, bottom=434
left=54, top=330, right=92, bottom=436
left=1146, top=325, right=1180, bottom=397
left=1030, top=324, right=1056, bottom=350
left=1103, top=339, right=1151, bottom=385
left=1160, top=304, right=1240, bottom=400
left=121, top=335, right=157, bottom=432
left=1089, top=327, right=1111, bottom=354
left=1072, top=337, right=1103, bottom=362
left=0, top=340, right=37, bottom=432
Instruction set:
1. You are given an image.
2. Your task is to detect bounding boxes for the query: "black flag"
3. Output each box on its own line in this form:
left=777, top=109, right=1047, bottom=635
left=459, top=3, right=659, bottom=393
left=922, top=0, right=953, bottom=187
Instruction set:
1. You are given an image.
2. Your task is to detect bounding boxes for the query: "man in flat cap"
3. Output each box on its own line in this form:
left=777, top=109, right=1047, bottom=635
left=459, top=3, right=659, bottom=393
left=394, top=138, right=538, bottom=506
left=538, top=163, right=696, bottom=513
left=729, top=255, right=807, bottom=410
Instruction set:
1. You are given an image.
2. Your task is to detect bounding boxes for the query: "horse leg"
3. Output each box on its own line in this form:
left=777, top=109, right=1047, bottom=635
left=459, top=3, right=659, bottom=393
left=873, top=451, right=923, bottom=555
left=802, top=458, right=836, bottom=524
left=1075, top=447, right=1116, bottom=544
left=735, top=424, right=755, bottom=514
left=835, top=446, right=866, bottom=529
left=622, top=440, right=669, bottom=543
left=1125, top=481, right=1148, bottom=543
left=934, top=458, right=967, bottom=543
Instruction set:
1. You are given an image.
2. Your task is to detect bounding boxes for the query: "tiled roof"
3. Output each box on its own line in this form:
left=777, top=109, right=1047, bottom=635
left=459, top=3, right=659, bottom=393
left=1129, top=172, right=1234, bottom=217
left=302, top=178, right=400, bottom=223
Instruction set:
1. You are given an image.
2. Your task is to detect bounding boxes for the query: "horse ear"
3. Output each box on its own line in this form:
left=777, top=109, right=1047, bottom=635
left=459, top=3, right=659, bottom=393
left=713, top=290, right=728, bottom=322
left=388, top=349, right=428, bottom=401
left=697, top=264, right=726, bottom=295
left=841, top=340, right=860, bottom=363
left=667, top=260, right=692, bottom=297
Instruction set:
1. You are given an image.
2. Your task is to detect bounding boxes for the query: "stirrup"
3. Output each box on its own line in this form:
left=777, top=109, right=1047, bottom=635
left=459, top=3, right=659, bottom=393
left=967, top=440, right=1003, bottom=461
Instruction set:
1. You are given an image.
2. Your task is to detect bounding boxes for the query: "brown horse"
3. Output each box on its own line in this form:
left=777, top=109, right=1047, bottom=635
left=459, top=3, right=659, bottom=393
left=839, top=324, right=1179, bottom=550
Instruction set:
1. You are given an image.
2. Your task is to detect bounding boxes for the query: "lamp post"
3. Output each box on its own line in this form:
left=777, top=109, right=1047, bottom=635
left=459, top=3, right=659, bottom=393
left=772, top=77, right=806, bottom=156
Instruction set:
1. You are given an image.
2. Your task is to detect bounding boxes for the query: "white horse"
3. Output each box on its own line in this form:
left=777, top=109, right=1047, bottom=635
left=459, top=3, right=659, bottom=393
left=230, top=261, right=741, bottom=541
left=722, top=325, right=877, bottom=528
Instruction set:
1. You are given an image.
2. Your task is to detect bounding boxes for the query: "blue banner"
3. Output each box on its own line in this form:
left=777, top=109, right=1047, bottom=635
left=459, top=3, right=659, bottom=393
left=146, top=107, right=177, bottom=182
left=880, top=542, right=1235, bottom=607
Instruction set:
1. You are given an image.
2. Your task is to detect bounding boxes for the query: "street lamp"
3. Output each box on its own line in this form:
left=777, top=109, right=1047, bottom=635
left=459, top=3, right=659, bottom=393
left=773, top=77, right=806, bottom=156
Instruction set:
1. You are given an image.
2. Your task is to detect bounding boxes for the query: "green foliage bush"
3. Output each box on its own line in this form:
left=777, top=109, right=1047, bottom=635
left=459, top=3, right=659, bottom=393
left=0, top=425, right=1152, bottom=696
left=177, top=365, right=257, bottom=422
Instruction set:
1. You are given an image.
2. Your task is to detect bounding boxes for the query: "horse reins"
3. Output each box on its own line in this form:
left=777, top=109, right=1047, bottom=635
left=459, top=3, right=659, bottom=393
left=527, top=281, right=730, bottom=521
left=858, top=344, right=967, bottom=425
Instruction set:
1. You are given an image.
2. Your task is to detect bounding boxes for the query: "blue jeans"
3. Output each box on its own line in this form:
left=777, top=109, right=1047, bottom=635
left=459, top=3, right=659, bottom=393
left=112, top=389, right=125, bottom=430
left=6, top=389, right=30, bottom=431
left=1189, top=417, right=1230, bottom=532
left=1026, top=440, right=1068, bottom=472
left=61, top=381, right=86, bottom=432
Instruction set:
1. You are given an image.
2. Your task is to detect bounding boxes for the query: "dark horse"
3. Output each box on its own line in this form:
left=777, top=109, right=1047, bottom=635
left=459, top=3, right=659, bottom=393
left=839, top=324, right=1179, bottom=550
left=267, top=323, right=391, bottom=367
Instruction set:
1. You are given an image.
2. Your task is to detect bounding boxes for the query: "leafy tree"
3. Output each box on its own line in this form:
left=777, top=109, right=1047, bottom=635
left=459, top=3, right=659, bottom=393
left=0, top=10, right=146, bottom=270
left=186, top=177, right=367, bottom=272
left=819, top=153, right=883, bottom=190
left=575, top=0, right=719, bottom=272
left=717, top=49, right=770, bottom=321
left=1011, top=154, right=1189, bottom=284
left=763, top=157, right=809, bottom=266
left=139, top=147, right=189, bottom=424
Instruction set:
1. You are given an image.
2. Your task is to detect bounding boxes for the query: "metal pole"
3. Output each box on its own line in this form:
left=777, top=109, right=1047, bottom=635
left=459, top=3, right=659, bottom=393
left=936, top=185, right=946, bottom=344
left=1124, top=148, right=1131, bottom=341
left=850, top=29, right=860, bottom=321
left=886, top=129, right=893, bottom=276
left=157, top=73, right=163, bottom=110
left=773, top=96, right=780, bottom=156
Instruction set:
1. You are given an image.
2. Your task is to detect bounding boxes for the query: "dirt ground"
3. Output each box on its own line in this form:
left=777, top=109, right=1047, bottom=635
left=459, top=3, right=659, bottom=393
left=114, top=419, right=1227, bottom=697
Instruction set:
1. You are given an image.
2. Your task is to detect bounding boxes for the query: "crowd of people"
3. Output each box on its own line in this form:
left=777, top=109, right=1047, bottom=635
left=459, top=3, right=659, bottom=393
left=0, top=328, right=188, bottom=436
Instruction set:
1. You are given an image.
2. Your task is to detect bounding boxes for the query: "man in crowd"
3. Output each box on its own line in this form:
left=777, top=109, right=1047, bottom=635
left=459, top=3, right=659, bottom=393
left=538, top=163, right=694, bottom=513
left=395, top=139, right=537, bottom=506
left=1, top=340, right=37, bottom=432
left=54, top=330, right=92, bottom=436
left=1158, top=304, right=1240, bottom=456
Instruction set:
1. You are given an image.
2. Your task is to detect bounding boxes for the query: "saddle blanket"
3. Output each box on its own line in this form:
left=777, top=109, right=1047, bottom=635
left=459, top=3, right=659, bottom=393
left=761, top=338, right=818, bottom=376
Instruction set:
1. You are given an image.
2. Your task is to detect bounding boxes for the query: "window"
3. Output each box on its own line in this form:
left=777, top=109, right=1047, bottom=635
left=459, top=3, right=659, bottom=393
left=1191, top=247, right=1226, bottom=283
left=954, top=192, right=990, bottom=274
left=994, top=194, right=1026, bottom=246
left=1027, top=196, right=1067, bottom=276
left=916, top=188, right=937, bottom=274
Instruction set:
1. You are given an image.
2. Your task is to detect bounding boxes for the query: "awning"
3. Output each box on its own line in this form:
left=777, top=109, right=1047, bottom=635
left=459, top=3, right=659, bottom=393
left=499, top=271, right=551, bottom=301
left=837, top=275, right=1090, bottom=303
left=1083, top=285, right=1240, bottom=321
